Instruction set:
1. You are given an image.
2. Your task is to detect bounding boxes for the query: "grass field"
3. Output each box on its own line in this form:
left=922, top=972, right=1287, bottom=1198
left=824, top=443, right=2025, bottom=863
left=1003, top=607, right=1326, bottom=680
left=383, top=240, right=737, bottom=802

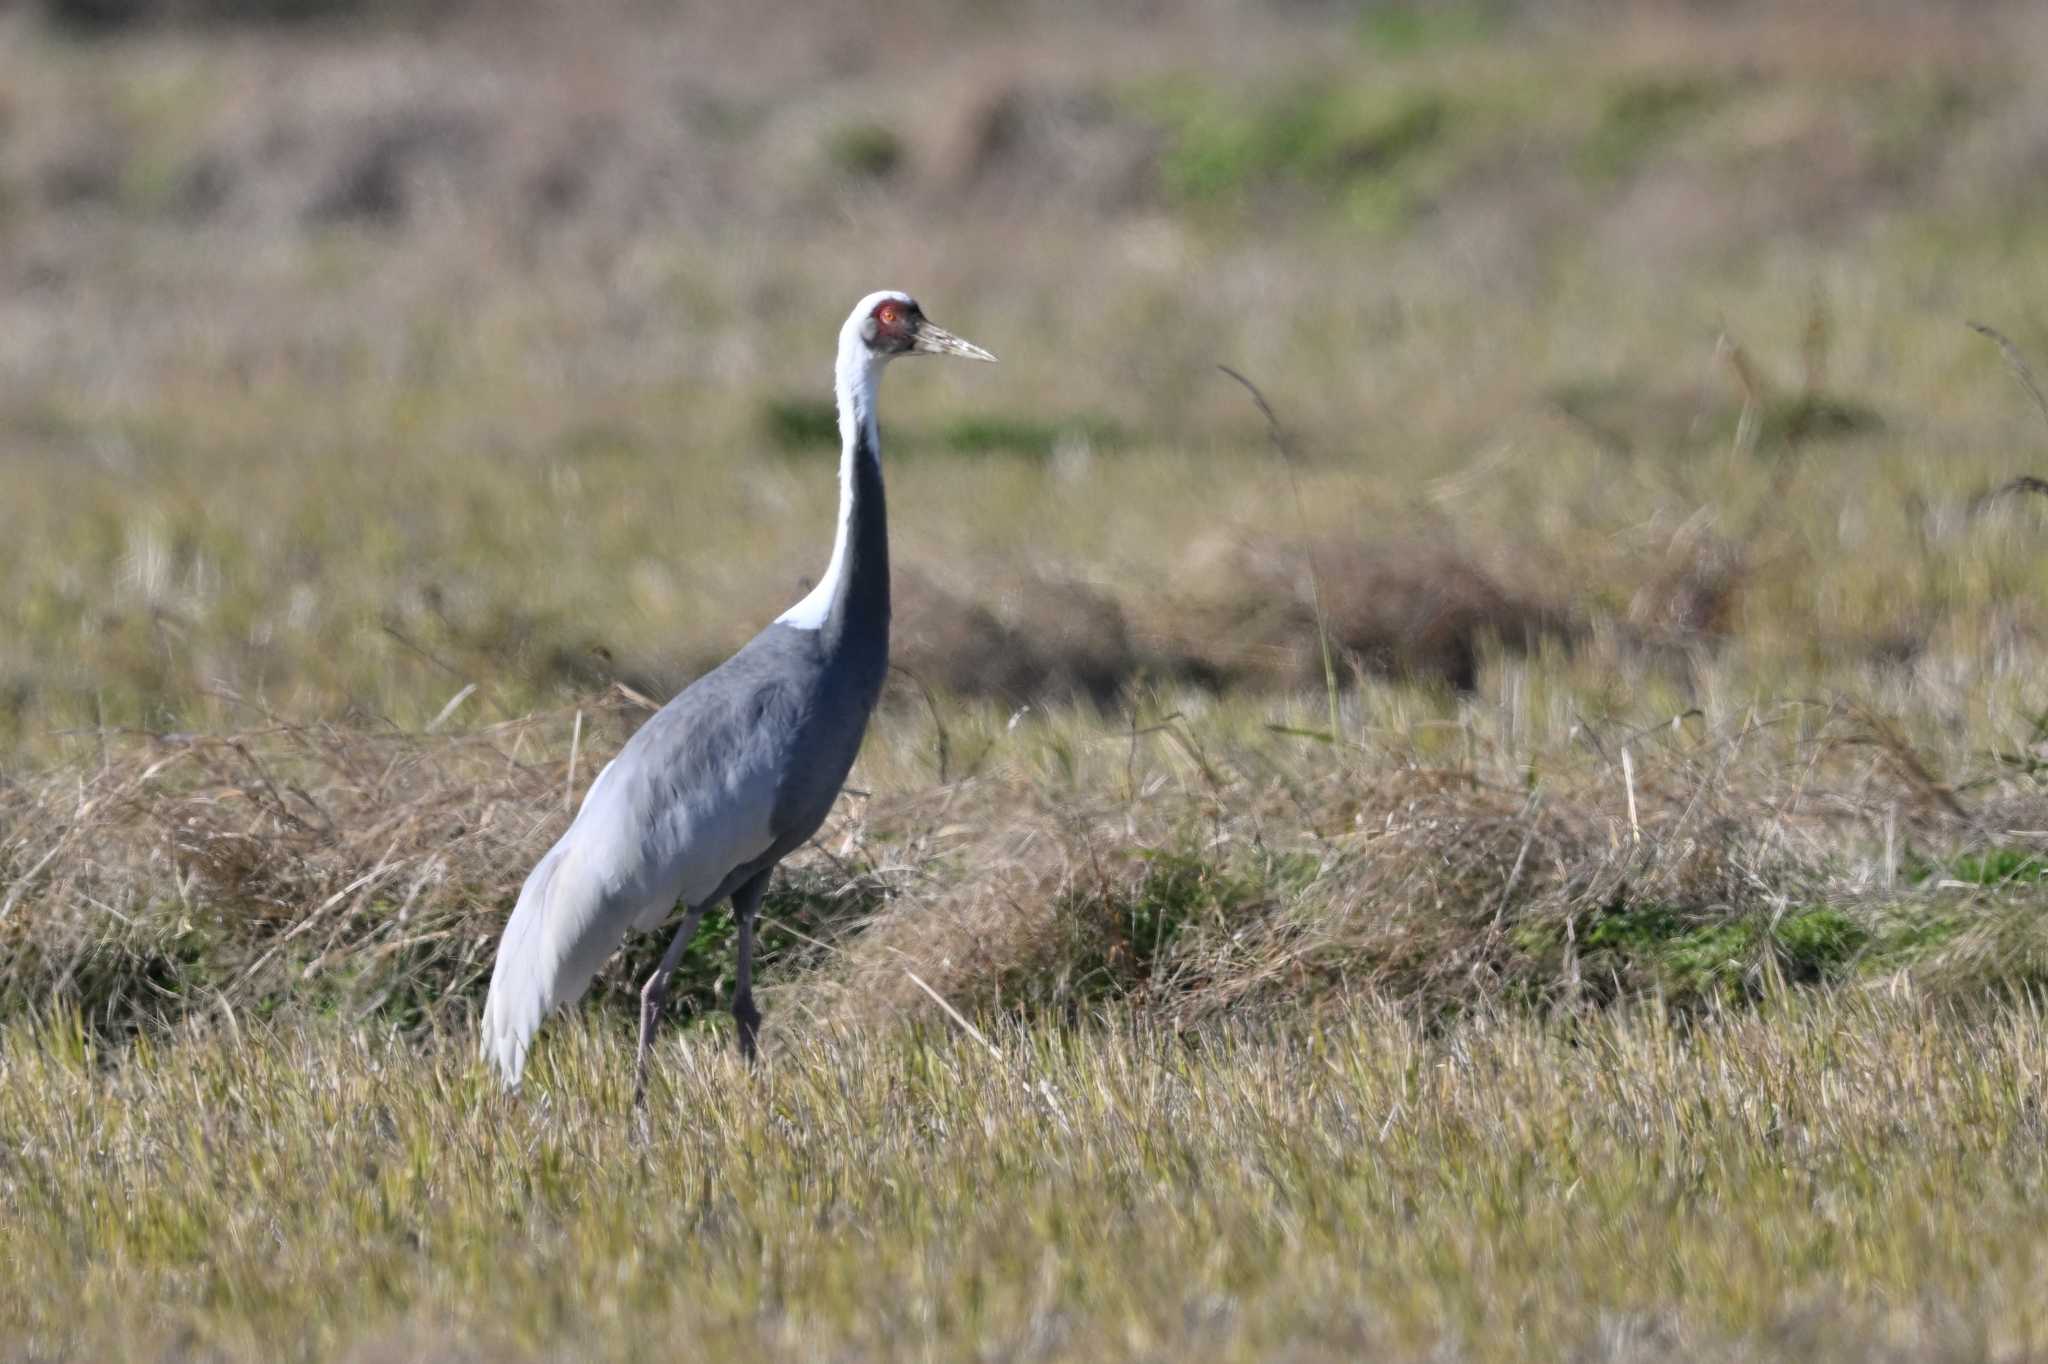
left=4, top=0, right=2048, bottom=1359
left=12, top=997, right=2048, bottom=1362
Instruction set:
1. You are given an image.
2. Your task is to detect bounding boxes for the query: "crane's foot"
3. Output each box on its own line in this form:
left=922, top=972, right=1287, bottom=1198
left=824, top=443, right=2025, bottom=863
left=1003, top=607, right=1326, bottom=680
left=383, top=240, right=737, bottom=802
left=733, top=990, right=762, bottom=1066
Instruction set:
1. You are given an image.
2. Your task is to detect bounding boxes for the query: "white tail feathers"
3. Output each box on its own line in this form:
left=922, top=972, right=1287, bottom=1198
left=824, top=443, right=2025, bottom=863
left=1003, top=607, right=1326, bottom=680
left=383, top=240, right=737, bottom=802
left=482, top=837, right=623, bottom=1088
left=478, top=809, right=651, bottom=1089
left=479, top=844, right=567, bottom=1087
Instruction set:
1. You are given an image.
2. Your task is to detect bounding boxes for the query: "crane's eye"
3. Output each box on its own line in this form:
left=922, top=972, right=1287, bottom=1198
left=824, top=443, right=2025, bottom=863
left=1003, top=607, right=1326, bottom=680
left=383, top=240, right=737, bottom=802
left=876, top=303, right=900, bottom=327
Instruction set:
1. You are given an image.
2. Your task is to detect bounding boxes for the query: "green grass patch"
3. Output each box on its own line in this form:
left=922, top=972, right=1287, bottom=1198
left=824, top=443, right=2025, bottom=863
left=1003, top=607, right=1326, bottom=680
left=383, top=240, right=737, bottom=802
left=1356, top=1, right=1502, bottom=57
left=760, top=395, right=840, bottom=450
left=1907, top=846, right=2048, bottom=888
left=823, top=121, right=905, bottom=179
left=1528, top=891, right=2029, bottom=1006
left=1577, top=76, right=1728, bottom=182
left=1866, top=72, right=1982, bottom=172
left=1534, top=902, right=1872, bottom=1003
left=1860, top=908, right=1970, bottom=969
left=933, top=413, right=1124, bottom=458
left=1015, top=845, right=1316, bottom=1006
left=1146, top=78, right=1456, bottom=228
left=1763, top=392, right=1886, bottom=446
left=761, top=397, right=1124, bottom=458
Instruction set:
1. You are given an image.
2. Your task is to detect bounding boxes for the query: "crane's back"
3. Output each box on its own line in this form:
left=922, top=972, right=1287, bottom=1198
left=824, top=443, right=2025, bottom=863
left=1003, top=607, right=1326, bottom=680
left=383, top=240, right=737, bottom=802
left=643, top=615, right=888, bottom=875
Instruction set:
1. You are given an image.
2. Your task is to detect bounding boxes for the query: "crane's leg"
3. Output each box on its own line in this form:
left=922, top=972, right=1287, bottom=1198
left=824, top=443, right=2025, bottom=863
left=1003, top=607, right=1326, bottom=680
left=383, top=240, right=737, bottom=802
left=634, top=900, right=712, bottom=1106
left=729, top=869, right=772, bottom=1064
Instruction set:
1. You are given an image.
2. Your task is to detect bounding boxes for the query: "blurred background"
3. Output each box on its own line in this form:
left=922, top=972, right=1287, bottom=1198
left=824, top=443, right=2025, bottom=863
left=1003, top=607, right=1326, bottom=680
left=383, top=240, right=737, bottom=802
left=1, top=0, right=2045, bottom=746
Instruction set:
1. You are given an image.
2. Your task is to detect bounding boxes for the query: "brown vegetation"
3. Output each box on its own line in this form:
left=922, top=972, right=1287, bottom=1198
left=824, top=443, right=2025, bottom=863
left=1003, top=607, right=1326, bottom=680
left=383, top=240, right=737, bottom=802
left=0, top=0, right=2043, bottom=1042
left=1177, top=534, right=1571, bottom=693
left=890, top=568, right=1146, bottom=710
left=6, top=681, right=2044, bottom=1048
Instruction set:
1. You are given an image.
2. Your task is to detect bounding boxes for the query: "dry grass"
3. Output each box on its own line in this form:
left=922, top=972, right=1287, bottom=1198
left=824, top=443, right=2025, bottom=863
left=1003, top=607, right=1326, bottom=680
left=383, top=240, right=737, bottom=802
left=9, top=994, right=2048, bottom=1362
left=1175, top=533, right=1569, bottom=692
left=5, top=672, right=2044, bottom=1050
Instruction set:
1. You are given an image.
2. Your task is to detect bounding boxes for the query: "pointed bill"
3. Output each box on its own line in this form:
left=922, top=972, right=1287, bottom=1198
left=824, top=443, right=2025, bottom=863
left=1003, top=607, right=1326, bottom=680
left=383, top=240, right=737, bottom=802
left=911, top=319, right=997, bottom=362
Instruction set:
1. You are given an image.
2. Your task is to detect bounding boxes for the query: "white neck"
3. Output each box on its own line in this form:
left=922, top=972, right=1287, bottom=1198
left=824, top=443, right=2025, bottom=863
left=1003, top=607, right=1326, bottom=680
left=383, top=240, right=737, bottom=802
left=775, top=326, right=882, bottom=631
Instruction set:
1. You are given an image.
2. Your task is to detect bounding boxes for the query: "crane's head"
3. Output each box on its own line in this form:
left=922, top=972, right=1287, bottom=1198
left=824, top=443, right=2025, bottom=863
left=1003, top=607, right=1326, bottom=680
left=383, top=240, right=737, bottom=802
left=847, top=291, right=997, bottom=365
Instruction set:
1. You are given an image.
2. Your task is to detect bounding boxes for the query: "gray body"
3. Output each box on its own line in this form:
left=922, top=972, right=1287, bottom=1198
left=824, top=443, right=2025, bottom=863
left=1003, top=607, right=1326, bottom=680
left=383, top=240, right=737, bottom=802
left=479, top=290, right=989, bottom=1088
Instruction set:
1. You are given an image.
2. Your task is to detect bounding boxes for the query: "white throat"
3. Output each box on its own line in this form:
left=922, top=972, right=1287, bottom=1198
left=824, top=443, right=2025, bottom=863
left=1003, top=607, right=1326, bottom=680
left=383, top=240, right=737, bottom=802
left=775, top=324, right=883, bottom=632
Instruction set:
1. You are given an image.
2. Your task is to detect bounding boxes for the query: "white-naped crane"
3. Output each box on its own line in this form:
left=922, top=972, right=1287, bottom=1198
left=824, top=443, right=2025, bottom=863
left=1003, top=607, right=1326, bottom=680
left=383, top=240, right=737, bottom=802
left=480, top=292, right=996, bottom=1098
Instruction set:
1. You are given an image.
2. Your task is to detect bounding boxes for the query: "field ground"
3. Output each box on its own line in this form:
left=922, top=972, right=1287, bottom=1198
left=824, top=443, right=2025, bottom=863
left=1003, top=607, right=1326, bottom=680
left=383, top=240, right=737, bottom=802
left=11, top=997, right=2048, bottom=1363
left=4, top=0, right=2048, bottom=1359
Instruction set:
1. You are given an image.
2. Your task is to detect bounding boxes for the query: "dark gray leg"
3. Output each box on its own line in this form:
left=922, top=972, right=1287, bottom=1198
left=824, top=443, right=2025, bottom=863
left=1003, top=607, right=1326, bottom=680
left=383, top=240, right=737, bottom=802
left=730, top=869, right=772, bottom=1064
left=635, top=900, right=711, bottom=1106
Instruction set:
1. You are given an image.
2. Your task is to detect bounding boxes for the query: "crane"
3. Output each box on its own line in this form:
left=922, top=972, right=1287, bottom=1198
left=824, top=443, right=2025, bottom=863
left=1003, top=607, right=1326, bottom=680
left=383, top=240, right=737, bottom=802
left=479, top=291, right=996, bottom=1097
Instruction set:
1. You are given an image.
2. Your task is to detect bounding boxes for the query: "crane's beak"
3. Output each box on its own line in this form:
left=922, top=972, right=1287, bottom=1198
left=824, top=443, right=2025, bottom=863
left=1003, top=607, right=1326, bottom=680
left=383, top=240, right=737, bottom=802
left=911, top=319, right=997, bottom=362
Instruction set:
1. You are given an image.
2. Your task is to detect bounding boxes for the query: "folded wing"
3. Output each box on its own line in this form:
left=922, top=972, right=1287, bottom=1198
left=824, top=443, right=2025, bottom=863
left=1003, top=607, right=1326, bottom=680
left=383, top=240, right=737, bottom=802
left=479, top=672, right=799, bottom=1086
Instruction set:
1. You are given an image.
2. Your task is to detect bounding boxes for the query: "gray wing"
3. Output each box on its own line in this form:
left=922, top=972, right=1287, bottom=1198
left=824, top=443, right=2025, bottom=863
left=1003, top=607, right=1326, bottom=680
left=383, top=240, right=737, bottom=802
left=479, top=647, right=814, bottom=1086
